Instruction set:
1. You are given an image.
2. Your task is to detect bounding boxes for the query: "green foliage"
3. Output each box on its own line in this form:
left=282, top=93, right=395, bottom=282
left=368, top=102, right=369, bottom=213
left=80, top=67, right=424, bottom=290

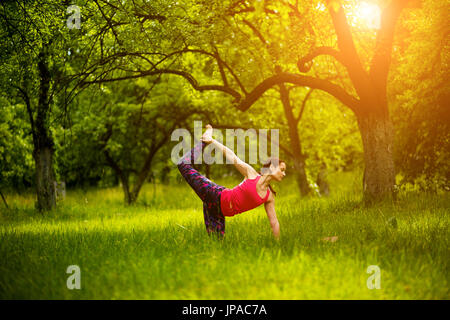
left=391, top=0, right=450, bottom=191
left=0, top=98, right=34, bottom=189
left=0, top=0, right=447, bottom=197
left=297, top=90, right=363, bottom=177
left=53, top=74, right=220, bottom=190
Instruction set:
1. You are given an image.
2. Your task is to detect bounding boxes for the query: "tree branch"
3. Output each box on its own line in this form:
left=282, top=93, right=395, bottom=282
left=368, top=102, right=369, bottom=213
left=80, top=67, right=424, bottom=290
left=295, top=89, right=314, bottom=124
left=134, top=13, right=167, bottom=23
left=94, top=0, right=122, bottom=46
left=297, top=46, right=344, bottom=73
left=12, top=84, right=36, bottom=142
left=242, top=19, right=268, bottom=46
left=370, top=0, right=410, bottom=95
left=82, top=68, right=242, bottom=101
left=234, top=72, right=360, bottom=113
left=213, top=47, right=228, bottom=87
left=326, top=1, right=371, bottom=100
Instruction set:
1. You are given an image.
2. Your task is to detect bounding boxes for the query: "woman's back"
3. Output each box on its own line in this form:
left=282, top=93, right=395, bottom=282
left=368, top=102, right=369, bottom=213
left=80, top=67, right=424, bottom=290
left=220, top=175, right=270, bottom=217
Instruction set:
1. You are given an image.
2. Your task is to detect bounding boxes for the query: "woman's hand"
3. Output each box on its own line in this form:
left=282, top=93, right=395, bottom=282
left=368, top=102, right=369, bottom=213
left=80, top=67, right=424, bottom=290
left=201, top=124, right=214, bottom=144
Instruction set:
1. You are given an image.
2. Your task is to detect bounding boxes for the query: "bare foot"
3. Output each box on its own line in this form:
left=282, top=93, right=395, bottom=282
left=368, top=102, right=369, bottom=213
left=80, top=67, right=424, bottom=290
left=201, top=124, right=213, bottom=144
left=321, top=236, right=339, bottom=243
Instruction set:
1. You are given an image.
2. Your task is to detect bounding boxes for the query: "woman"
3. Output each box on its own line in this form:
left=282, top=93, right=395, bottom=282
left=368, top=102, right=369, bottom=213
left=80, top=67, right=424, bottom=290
left=177, top=124, right=286, bottom=239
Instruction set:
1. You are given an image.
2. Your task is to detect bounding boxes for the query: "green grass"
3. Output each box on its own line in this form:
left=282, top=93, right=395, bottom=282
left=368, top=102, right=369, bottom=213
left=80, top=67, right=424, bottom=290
left=0, top=172, right=448, bottom=299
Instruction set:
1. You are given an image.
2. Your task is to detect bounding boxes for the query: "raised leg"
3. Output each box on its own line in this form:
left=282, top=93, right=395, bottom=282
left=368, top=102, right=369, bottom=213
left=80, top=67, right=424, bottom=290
left=177, top=140, right=226, bottom=236
left=177, top=141, right=225, bottom=203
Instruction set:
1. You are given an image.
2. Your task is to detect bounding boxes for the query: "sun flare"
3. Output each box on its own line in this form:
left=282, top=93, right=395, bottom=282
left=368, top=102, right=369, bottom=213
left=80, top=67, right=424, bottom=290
left=352, top=1, right=381, bottom=29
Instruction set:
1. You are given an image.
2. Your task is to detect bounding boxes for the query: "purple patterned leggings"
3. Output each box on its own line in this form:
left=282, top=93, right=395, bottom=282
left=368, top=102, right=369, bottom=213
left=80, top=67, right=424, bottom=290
left=177, top=141, right=226, bottom=237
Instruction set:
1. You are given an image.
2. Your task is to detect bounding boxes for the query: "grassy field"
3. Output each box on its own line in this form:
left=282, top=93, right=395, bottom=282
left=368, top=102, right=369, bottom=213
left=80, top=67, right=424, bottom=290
left=0, top=172, right=448, bottom=299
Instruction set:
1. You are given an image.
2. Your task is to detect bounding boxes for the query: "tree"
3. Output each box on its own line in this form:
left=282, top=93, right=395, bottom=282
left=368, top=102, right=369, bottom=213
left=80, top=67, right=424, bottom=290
left=0, top=1, right=71, bottom=211
left=64, top=76, right=216, bottom=204
left=390, top=0, right=450, bottom=191
left=225, top=0, right=418, bottom=201
left=0, top=0, right=150, bottom=209
left=67, top=0, right=421, bottom=201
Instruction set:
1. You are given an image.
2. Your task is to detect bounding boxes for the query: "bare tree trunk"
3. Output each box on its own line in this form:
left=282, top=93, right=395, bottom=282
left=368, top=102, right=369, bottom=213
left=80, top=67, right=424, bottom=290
left=357, top=111, right=396, bottom=202
left=34, top=50, right=56, bottom=212
left=130, top=149, right=157, bottom=204
left=292, top=155, right=310, bottom=196
left=103, top=149, right=134, bottom=205
left=121, top=176, right=134, bottom=205
left=34, top=146, right=56, bottom=211
left=279, top=83, right=311, bottom=196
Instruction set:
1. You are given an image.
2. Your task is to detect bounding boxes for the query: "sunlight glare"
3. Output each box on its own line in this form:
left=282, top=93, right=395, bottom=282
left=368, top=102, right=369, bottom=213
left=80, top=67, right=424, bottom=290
left=354, top=1, right=381, bottom=29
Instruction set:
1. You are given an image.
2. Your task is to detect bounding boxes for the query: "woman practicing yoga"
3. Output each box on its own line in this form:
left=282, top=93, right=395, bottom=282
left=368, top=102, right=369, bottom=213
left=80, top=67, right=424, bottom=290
left=177, top=124, right=286, bottom=239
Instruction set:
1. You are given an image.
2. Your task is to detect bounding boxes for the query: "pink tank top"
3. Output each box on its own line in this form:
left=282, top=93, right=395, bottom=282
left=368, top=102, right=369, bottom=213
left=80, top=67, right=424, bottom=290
left=220, top=175, right=270, bottom=217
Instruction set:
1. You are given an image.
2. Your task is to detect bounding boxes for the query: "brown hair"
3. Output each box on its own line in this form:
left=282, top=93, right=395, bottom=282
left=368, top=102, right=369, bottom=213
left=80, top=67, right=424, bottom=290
left=259, top=157, right=285, bottom=196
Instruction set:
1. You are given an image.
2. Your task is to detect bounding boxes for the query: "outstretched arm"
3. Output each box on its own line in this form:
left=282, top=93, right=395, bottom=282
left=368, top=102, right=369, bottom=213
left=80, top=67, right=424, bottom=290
left=202, top=124, right=258, bottom=179
left=264, top=193, right=280, bottom=240
left=211, top=139, right=259, bottom=179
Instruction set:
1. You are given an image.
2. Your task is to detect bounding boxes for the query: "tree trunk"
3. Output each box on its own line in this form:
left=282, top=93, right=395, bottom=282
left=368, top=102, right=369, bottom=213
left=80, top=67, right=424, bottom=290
left=357, top=111, right=396, bottom=202
left=33, top=50, right=56, bottom=212
left=103, top=149, right=134, bottom=205
left=0, top=189, right=9, bottom=209
left=117, top=172, right=133, bottom=205
left=129, top=151, right=156, bottom=204
left=292, top=155, right=310, bottom=196
left=279, top=83, right=311, bottom=196
left=34, top=145, right=56, bottom=211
